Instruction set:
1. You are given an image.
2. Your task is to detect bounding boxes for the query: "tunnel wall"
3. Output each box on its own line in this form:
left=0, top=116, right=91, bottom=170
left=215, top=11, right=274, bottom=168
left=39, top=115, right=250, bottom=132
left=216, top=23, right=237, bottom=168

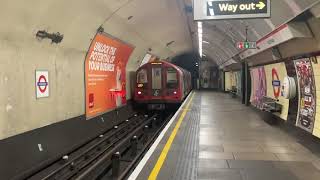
left=248, top=55, right=320, bottom=134
left=0, top=0, right=177, bottom=140
left=264, top=63, right=290, bottom=121
left=279, top=17, right=320, bottom=58
left=250, top=18, right=320, bottom=138
left=219, top=14, right=320, bottom=139
left=234, top=16, right=320, bottom=135
left=249, top=63, right=290, bottom=121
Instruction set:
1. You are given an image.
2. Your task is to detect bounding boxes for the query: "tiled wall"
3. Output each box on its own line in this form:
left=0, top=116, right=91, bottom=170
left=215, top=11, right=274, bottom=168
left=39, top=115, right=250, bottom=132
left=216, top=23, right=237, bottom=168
left=264, top=63, right=290, bottom=121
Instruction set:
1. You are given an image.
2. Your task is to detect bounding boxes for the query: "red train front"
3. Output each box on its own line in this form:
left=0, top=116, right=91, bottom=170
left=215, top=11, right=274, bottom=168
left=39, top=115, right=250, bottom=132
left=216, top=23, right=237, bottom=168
left=134, top=60, right=192, bottom=109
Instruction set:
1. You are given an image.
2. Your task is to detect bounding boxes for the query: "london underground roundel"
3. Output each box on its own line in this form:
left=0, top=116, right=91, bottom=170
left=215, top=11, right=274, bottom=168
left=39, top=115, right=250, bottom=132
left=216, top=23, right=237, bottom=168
left=37, top=75, right=48, bottom=93
left=35, top=70, right=49, bottom=98
left=272, top=68, right=281, bottom=98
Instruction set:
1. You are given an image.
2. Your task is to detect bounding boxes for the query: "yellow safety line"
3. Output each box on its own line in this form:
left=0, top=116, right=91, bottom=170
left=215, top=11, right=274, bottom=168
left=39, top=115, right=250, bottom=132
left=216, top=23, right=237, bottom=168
left=148, top=92, right=195, bottom=180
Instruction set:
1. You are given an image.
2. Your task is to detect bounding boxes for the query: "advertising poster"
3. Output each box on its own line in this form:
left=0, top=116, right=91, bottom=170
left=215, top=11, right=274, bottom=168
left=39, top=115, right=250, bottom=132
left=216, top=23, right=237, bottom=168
left=85, top=33, right=134, bottom=119
left=294, top=58, right=316, bottom=133
left=264, top=63, right=289, bottom=120
left=250, top=67, right=267, bottom=109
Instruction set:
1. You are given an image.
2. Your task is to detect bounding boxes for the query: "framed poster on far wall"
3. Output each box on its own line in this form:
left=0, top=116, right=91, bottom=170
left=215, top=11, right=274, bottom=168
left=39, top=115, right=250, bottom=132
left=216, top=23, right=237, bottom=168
left=294, top=58, right=316, bottom=133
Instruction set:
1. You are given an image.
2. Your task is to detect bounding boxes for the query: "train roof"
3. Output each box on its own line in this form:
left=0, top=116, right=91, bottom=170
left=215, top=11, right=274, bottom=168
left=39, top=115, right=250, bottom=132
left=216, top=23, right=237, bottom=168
left=138, top=60, right=190, bottom=74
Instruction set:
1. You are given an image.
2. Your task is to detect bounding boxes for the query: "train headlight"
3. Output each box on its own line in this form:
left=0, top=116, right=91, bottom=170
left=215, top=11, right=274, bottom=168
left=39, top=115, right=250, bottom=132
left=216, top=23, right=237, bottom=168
left=138, top=91, right=142, bottom=95
left=173, top=91, right=177, bottom=95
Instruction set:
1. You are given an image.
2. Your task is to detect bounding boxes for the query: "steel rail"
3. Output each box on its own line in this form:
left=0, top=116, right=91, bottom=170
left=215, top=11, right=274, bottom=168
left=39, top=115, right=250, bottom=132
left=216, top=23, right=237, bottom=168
left=75, top=114, right=158, bottom=180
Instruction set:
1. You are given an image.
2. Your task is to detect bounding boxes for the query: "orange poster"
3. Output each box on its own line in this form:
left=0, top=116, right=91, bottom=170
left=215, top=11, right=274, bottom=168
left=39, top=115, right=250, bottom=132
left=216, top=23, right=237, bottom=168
left=85, top=33, right=134, bottom=119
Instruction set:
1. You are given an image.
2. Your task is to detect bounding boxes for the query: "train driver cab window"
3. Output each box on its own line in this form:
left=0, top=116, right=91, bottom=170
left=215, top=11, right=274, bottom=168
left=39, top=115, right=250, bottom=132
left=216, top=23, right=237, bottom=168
left=167, top=68, right=178, bottom=88
left=152, top=68, right=162, bottom=89
left=137, top=69, right=147, bottom=88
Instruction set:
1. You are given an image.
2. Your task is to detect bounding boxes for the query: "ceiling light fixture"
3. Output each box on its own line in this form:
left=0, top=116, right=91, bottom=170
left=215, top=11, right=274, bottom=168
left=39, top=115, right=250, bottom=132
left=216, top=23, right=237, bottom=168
left=198, top=22, right=203, bottom=57
left=203, top=41, right=210, bottom=44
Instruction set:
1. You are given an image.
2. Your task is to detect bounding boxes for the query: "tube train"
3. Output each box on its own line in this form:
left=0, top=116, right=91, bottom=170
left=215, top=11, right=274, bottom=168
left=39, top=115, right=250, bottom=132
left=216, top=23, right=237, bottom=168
left=134, top=60, right=192, bottom=110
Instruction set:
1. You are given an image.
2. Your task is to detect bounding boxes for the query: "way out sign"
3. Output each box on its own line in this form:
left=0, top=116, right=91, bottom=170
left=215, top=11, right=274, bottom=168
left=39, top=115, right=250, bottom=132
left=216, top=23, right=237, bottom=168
left=194, top=0, right=270, bottom=20
left=35, top=70, right=49, bottom=98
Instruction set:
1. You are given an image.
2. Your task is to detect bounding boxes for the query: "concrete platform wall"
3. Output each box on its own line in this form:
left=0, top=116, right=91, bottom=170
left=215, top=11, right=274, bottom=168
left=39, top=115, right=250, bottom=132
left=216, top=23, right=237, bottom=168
left=0, top=0, right=191, bottom=140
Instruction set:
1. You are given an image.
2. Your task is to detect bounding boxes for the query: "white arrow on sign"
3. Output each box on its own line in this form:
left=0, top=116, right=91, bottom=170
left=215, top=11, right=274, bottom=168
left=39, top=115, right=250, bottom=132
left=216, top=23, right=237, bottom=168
left=256, top=1, right=266, bottom=10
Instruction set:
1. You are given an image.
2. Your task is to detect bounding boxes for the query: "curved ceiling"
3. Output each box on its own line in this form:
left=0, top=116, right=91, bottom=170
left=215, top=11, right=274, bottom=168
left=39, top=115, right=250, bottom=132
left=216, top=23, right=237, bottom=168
left=114, top=0, right=193, bottom=55
left=181, top=0, right=320, bottom=67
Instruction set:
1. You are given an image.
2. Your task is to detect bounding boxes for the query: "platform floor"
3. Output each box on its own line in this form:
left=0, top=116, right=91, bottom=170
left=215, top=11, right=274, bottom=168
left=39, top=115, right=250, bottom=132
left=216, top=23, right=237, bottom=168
left=129, top=91, right=320, bottom=180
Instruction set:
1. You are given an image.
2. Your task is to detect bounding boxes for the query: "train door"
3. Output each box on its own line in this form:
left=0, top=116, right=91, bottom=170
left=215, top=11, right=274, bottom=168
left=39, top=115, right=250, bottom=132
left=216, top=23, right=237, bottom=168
left=166, top=67, right=179, bottom=96
left=152, top=67, right=162, bottom=97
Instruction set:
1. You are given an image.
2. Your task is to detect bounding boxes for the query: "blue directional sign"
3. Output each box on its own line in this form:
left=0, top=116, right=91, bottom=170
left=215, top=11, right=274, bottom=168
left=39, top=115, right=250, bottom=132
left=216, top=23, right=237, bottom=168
left=194, top=0, right=270, bottom=20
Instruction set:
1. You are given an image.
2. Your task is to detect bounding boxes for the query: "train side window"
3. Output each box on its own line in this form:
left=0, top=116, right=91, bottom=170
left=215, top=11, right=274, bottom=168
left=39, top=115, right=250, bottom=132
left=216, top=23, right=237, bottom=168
left=137, top=69, right=147, bottom=88
left=167, top=68, right=178, bottom=88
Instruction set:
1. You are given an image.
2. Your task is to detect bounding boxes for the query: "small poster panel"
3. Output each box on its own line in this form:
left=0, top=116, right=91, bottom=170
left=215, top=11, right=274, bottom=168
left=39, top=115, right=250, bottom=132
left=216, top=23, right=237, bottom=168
left=35, top=70, right=49, bottom=98
left=294, top=58, right=316, bottom=133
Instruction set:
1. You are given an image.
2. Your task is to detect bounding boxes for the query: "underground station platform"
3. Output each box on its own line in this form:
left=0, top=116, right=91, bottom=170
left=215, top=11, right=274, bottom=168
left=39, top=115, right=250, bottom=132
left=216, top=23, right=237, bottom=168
left=127, top=91, right=320, bottom=180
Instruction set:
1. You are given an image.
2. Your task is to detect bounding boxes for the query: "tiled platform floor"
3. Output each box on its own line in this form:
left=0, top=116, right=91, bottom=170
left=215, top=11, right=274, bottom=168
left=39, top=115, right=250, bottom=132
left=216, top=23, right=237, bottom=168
left=134, top=91, right=320, bottom=180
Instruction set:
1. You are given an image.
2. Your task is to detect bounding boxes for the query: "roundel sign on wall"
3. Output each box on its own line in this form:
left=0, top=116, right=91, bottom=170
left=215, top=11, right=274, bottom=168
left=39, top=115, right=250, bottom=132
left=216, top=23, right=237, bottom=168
left=272, top=68, right=281, bottom=99
left=36, top=70, right=49, bottom=98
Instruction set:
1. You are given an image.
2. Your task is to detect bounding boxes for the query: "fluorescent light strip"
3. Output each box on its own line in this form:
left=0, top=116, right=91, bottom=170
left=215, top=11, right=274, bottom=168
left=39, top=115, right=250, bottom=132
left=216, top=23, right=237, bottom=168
left=198, top=22, right=203, bottom=57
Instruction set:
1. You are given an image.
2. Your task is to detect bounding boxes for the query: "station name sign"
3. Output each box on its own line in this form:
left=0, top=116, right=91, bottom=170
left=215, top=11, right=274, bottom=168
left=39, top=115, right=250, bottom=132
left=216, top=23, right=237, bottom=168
left=194, top=0, right=270, bottom=20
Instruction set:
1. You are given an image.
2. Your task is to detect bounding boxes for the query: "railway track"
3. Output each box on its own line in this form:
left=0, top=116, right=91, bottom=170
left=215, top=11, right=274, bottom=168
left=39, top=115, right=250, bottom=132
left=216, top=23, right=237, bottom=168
left=25, top=112, right=172, bottom=180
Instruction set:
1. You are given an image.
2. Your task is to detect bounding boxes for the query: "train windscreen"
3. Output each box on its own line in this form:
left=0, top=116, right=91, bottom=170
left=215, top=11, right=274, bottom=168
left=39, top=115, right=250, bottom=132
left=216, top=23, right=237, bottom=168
left=152, top=68, right=162, bottom=90
left=137, top=69, right=148, bottom=88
